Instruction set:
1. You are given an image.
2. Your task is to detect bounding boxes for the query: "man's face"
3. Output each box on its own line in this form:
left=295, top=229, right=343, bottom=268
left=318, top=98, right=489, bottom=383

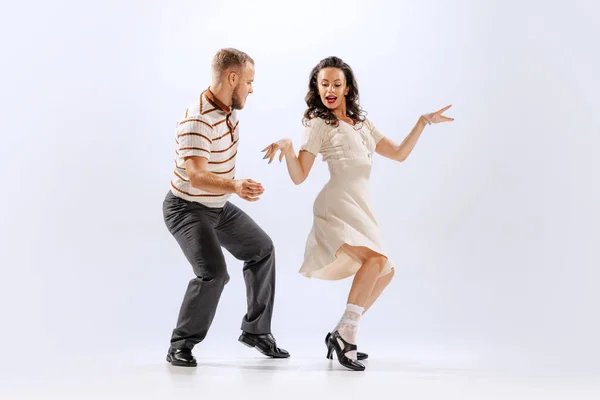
left=232, top=62, right=255, bottom=110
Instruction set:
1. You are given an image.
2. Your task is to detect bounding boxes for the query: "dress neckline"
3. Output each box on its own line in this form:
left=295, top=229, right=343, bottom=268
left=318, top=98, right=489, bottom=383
left=339, top=119, right=358, bottom=129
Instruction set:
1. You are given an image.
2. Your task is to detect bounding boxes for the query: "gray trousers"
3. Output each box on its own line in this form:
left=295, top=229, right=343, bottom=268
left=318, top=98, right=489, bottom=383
left=163, top=191, right=276, bottom=350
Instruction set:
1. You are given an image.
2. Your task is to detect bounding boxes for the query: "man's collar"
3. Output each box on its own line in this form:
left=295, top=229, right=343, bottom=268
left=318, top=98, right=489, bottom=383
left=205, top=87, right=232, bottom=114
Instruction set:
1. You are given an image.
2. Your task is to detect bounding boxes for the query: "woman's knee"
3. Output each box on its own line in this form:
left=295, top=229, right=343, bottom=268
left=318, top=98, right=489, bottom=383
left=384, top=267, right=395, bottom=281
left=366, top=253, right=388, bottom=273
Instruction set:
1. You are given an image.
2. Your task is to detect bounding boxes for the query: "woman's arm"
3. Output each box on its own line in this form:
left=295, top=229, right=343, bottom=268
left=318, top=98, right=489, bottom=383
left=375, top=116, right=429, bottom=162
left=262, top=139, right=317, bottom=185
left=374, top=105, right=454, bottom=162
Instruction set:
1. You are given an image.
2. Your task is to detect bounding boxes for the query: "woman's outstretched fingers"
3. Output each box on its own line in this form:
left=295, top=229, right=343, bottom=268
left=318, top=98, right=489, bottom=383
left=427, top=105, right=454, bottom=123
left=261, top=145, right=272, bottom=160
left=438, top=104, right=452, bottom=113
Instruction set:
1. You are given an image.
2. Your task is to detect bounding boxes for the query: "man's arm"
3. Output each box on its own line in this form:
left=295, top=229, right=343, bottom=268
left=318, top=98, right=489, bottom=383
left=184, top=156, right=236, bottom=193
left=177, top=114, right=263, bottom=201
left=184, top=156, right=264, bottom=201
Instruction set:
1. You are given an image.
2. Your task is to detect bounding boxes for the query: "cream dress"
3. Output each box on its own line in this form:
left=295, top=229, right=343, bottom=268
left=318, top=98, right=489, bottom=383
left=298, top=117, right=394, bottom=280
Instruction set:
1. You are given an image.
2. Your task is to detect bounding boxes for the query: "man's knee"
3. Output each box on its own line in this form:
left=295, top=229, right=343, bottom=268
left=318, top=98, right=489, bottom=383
left=250, top=235, right=274, bottom=262
left=195, top=264, right=230, bottom=285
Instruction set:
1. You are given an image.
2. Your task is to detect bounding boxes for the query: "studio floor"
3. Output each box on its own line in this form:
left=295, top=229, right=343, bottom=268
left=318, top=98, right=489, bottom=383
left=2, top=351, right=599, bottom=399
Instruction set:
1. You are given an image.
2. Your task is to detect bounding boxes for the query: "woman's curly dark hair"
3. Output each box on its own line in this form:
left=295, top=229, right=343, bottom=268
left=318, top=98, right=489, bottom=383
left=303, top=56, right=366, bottom=127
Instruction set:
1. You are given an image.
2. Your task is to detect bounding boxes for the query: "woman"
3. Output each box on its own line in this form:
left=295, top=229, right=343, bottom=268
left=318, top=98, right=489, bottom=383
left=262, top=56, right=453, bottom=371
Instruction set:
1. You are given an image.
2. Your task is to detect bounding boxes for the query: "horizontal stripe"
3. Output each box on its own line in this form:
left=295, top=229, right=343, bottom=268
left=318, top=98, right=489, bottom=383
left=177, top=132, right=212, bottom=143
left=214, top=132, right=237, bottom=141
left=174, top=170, right=188, bottom=182
left=178, top=118, right=212, bottom=129
left=170, top=181, right=226, bottom=197
left=172, top=165, right=234, bottom=177
left=209, top=151, right=237, bottom=165
left=212, top=138, right=238, bottom=153
left=179, top=147, right=210, bottom=154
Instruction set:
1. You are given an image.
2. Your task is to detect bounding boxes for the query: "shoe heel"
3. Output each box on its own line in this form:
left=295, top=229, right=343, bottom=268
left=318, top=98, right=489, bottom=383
left=326, top=344, right=333, bottom=359
left=238, top=334, right=256, bottom=348
left=325, top=333, right=334, bottom=359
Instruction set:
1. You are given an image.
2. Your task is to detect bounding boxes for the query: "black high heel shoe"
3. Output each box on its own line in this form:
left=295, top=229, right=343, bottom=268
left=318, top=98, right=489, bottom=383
left=325, top=333, right=368, bottom=360
left=327, top=330, right=366, bottom=371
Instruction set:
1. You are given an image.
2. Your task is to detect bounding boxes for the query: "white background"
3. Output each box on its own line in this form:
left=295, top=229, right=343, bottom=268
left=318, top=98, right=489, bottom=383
left=1, top=0, right=599, bottom=378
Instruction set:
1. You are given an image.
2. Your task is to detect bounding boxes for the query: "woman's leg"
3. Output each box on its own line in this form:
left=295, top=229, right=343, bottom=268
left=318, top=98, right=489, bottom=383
left=362, top=268, right=395, bottom=314
left=330, top=245, right=387, bottom=361
left=347, top=252, right=387, bottom=306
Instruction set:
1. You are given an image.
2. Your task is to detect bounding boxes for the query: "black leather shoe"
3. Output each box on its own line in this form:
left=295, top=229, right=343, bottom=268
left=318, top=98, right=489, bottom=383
left=327, top=330, right=365, bottom=371
left=326, top=332, right=368, bottom=360
left=166, top=347, right=197, bottom=367
left=238, top=332, right=290, bottom=358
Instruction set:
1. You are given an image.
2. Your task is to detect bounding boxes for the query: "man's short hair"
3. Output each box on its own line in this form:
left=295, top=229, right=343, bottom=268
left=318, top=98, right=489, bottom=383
left=212, top=48, right=254, bottom=77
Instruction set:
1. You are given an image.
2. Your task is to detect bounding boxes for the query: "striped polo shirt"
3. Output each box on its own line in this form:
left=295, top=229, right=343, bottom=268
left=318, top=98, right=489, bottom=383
left=170, top=88, right=239, bottom=208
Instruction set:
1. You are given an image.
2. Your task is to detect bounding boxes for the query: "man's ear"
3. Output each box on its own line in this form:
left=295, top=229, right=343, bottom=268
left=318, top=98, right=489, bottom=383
left=228, top=71, right=238, bottom=87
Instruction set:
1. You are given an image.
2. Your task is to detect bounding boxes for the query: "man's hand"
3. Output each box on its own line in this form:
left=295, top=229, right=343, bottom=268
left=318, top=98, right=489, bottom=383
left=233, top=179, right=264, bottom=202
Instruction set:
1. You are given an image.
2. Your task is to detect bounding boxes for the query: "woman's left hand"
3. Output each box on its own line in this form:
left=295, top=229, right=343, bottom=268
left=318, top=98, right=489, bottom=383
left=422, top=105, right=454, bottom=125
left=261, top=139, right=292, bottom=163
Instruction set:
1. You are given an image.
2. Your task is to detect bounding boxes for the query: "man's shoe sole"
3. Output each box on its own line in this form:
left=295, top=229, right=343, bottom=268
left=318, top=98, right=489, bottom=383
left=166, top=353, right=197, bottom=367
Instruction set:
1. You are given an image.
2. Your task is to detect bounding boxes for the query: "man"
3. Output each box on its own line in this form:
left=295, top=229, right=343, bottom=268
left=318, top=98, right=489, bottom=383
left=163, top=48, right=289, bottom=367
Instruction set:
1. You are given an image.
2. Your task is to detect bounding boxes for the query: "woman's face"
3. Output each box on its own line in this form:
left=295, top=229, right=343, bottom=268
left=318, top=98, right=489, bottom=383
left=317, top=67, right=349, bottom=110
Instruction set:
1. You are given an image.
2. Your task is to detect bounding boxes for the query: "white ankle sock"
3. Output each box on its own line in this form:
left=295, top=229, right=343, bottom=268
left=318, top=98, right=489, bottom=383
left=333, top=303, right=364, bottom=360
left=333, top=304, right=364, bottom=332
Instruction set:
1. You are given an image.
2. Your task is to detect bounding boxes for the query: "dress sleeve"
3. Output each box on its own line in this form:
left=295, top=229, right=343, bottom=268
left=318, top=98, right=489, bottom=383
left=365, top=118, right=384, bottom=144
left=299, top=118, right=326, bottom=156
